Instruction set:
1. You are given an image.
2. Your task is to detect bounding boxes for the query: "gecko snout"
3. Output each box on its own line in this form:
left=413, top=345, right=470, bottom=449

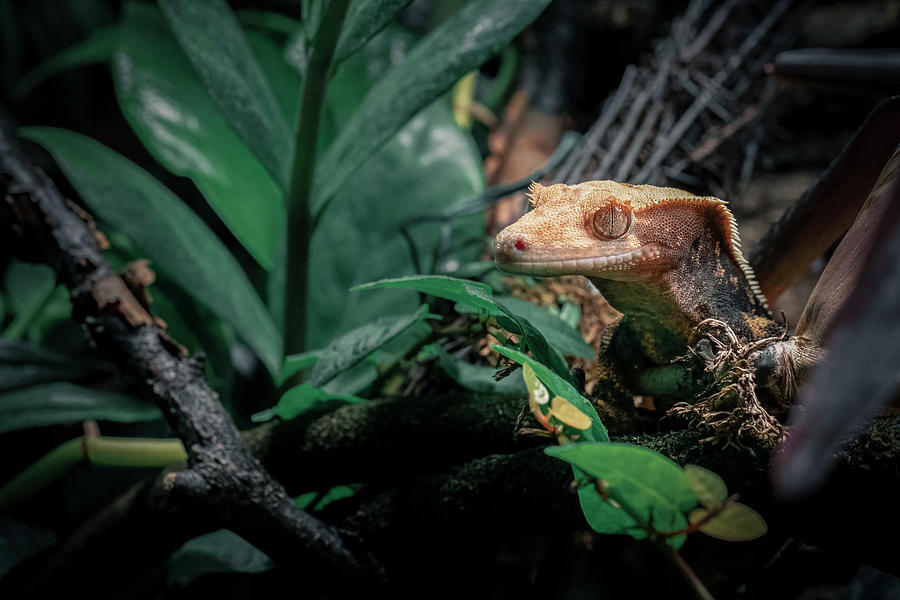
left=493, top=232, right=529, bottom=263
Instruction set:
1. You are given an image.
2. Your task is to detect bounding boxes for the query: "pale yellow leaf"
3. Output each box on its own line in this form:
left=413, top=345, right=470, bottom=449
left=549, top=396, right=592, bottom=430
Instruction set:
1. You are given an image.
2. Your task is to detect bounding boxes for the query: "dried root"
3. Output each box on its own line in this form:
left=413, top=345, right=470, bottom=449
left=668, top=319, right=786, bottom=450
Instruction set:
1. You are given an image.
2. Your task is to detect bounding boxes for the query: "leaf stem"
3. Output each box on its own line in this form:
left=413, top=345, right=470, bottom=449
left=0, top=433, right=186, bottom=510
left=283, top=0, right=351, bottom=357
left=666, top=546, right=716, bottom=600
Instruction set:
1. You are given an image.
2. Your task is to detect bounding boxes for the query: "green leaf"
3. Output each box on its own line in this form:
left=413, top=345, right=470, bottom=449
left=352, top=275, right=499, bottom=315
left=246, top=30, right=302, bottom=129
left=295, top=483, right=361, bottom=512
left=493, top=345, right=607, bottom=443
left=546, top=443, right=699, bottom=546
left=113, top=3, right=283, bottom=269
left=308, top=305, right=428, bottom=387
left=2, top=260, right=70, bottom=343
left=158, top=0, right=292, bottom=190
left=22, top=127, right=282, bottom=374
left=285, top=0, right=411, bottom=72
left=166, top=530, right=273, bottom=586
left=495, top=296, right=594, bottom=358
left=0, top=517, right=57, bottom=579
left=0, top=382, right=159, bottom=434
left=312, top=0, right=552, bottom=213
left=430, top=343, right=525, bottom=395
left=335, top=0, right=411, bottom=61
left=255, top=383, right=365, bottom=423
left=308, top=102, right=484, bottom=346
left=494, top=303, right=574, bottom=383
left=279, top=351, right=320, bottom=386
left=0, top=341, right=113, bottom=393
left=13, top=24, right=118, bottom=99
left=684, top=464, right=729, bottom=510
left=237, top=9, right=301, bottom=36
left=690, top=503, right=767, bottom=542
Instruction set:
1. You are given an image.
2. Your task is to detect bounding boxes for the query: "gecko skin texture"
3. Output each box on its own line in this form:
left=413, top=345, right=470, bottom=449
left=495, top=181, right=780, bottom=367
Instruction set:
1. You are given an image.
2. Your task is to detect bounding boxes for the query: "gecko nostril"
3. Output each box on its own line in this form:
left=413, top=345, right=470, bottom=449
left=515, top=238, right=527, bottom=251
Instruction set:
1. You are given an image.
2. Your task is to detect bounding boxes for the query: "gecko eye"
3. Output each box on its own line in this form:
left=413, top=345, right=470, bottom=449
left=592, top=203, right=632, bottom=240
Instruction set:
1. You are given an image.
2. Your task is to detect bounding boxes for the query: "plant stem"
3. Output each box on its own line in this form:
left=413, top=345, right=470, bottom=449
left=666, top=546, right=716, bottom=600
left=283, top=0, right=351, bottom=357
left=0, top=435, right=187, bottom=510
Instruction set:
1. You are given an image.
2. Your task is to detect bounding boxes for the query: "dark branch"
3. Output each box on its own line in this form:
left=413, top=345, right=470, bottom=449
left=0, top=121, right=384, bottom=592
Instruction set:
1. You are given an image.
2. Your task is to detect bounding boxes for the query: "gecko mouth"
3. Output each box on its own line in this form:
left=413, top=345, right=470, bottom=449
left=495, top=244, right=664, bottom=276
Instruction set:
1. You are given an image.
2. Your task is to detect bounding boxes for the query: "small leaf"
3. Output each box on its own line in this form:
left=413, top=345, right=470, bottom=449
left=550, top=396, right=593, bottom=430
left=259, top=383, right=364, bottom=422
left=684, top=464, right=729, bottom=509
left=278, top=351, right=320, bottom=386
left=158, top=0, right=292, bottom=189
left=313, top=0, right=553, bottom=213
left=0, top=382, right=159, bottom=434
left=690, top=503, right=768, bottom=542
left=308, top=305, right=428, bottom=387
left=14, top=25, right=118, bottom=99
left=166, top=530, right=273, bottom=587
left=352, top=275, right=499, bottom=315
left=432, top=344, right=525, bottom=395
left=22, top=127, right=282, bottom=374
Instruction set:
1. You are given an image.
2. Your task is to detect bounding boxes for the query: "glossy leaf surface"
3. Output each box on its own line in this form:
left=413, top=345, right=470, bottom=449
left=0, top=382, right=159, bottom=434
left=22, top=127, right=282, bottom=373
left=313, top=0, right=552, bottom=213
left=308, top=305, right=428, bottom=387
left=113, top=3, right=283, bottom=269
left=547, top=443, right=699, bottom=547
left=158, top=0, right=292, bottom=189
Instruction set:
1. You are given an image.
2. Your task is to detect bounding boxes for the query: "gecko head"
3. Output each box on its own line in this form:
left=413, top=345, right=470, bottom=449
left=494, top=180, right=734, bottom=282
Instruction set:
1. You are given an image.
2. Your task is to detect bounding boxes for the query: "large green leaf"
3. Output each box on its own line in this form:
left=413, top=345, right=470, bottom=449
left=286, top=0, right=411, bottom=68
left=113, top=3, right=283, bottom=269
left=22, top=127, right=282, bottom=374
left=312, top=0, right=552, bottom=213
left=157, top=0, right=292, bottom=190
left=352, top=275, right=499, bottom=315
left=355, top=274, right=573, bottom=382
left=0, top=382, right=159, bottom=434
left=546, top=443, right=699, bottom=547
left=246, top=30, right=302, bottom=129
left=308, top=305, right=428, bottom=387
left=307, top=72, right=484, bottom=345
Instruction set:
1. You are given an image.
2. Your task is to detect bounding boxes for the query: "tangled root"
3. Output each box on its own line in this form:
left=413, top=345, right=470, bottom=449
left=667, top=319, right=786, bottom=450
